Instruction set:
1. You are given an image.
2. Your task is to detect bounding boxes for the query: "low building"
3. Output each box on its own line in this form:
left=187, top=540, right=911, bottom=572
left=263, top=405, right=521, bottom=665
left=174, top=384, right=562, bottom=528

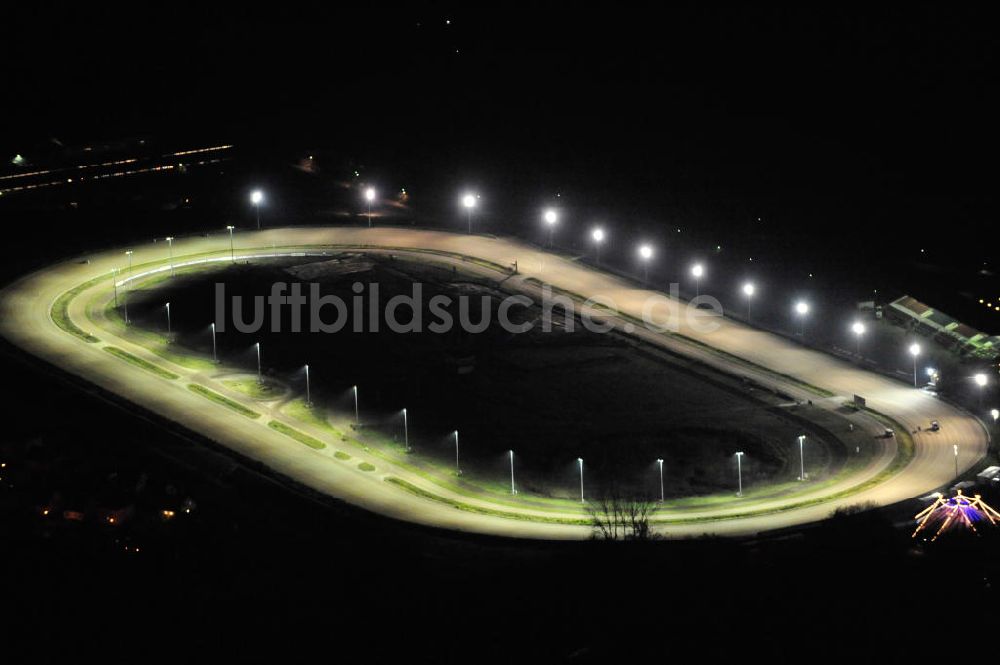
left=887, top=295, right=1000, bottom=359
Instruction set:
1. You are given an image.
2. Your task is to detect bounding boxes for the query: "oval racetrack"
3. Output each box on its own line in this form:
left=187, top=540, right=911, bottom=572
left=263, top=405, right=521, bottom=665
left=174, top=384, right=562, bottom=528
left=0, top=227, right=988, bottom=538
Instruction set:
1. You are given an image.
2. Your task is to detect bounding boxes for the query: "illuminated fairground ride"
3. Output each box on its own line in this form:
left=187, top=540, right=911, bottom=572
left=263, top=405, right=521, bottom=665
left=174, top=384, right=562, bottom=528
left=912, top=490, right=1000, bottom=541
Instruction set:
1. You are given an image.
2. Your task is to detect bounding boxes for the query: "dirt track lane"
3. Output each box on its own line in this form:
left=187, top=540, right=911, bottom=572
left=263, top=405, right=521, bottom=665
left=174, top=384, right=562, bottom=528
left=0, top=227, right=987, bottom=538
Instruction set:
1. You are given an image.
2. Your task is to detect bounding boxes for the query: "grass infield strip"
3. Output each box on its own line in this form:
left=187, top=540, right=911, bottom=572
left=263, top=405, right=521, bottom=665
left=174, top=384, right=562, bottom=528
left=52, top=277, right=106, bottom=343
left=187, top=384, right=260, bottom=419
left=384, top=409, right=914, bottom=527
left=103, top=346, right=179, bottom=380
left=268, top=420, right=326, bottom=450
left=384, top=477, right=591, bottom=526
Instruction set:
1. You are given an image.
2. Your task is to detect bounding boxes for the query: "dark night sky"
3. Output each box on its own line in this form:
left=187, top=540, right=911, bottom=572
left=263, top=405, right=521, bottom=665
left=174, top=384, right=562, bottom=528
left=4, top=5, right=994, bottom=173
left=2, top=5, right=997, bottom=322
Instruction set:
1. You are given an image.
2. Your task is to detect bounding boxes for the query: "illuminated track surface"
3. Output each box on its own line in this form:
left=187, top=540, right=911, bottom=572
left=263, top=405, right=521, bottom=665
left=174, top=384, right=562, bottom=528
left=0, top=228, right=988, bottom=538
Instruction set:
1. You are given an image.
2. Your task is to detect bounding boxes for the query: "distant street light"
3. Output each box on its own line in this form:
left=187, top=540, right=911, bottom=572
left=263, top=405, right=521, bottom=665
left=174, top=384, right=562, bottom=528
left=543, top=209, right=558, bottom=247
left=226, top=225, right=235, bottom=263
left=851, top=321, right=865, bottom=356
left=909, top=343, right=921, bottom=387
left=974, top=373, right=988, bottom=407
left=638, top=244, right=653, bottom=283
left=577, top=457, right=584, bottom=503
left=462, top=193, right=477, bottom=234
left=165, top=302, right=172, bottom=337
left=255, top=342, right=262, bottom=383
left=691, top=263, right=704, bottom=298
left=794, top=301, right=809, bottom=337
left=250, top=189, right=264, bottom=230
left=735, top=452, right=745, bottom=496
left=165, top=236, right=174, bottom=276
left=365, top=187, right=376, bottom=227
left=656, top=458, right=664, bottom=502
left=591, top=227, right=605, bottom=264
left=990, top=408, right=999, bottom=423
left=402, top=408, right=410, bottom=452
left=954, top=444, right=960, bottom=479
left=353, top=385, right=360, bottom=425
left=742, top=282, right=755, bottom=322
left=797, top=435, right=806, bottom=481
left=454, top=430, right=461, bottom=475
left=304, top=364, right=311, bottom=405
left=124, top=250, right=133, bottom=325
left=509, top=450, right=516, bottom=495
left=112, top=269, right=119, bottom=308
left=210, top=323, right=218, bottom=363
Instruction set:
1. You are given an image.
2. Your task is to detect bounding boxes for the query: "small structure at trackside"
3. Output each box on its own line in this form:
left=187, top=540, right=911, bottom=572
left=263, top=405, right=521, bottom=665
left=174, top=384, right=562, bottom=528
left=911, top=490, right=1000, bottom=541
left=887, top=295, right=1000, bottom=360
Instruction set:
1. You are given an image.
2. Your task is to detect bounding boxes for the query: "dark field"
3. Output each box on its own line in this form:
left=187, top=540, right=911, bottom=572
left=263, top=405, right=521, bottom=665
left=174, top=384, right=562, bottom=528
left=119, top=255, right=846, bottom=499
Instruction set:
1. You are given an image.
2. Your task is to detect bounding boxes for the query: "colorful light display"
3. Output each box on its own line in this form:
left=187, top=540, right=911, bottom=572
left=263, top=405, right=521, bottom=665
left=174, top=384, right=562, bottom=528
left=911, top=490, right=1000, bottom=541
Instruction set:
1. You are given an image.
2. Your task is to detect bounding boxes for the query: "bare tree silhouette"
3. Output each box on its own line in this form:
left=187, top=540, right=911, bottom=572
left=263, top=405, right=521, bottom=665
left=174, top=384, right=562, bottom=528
left=586, top=488, right=659, bottom=541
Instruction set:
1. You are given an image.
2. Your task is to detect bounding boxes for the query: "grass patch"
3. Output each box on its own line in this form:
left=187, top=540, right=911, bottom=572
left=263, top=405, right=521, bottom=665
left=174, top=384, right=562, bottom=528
left=223, top=378, right=286, bottom=400
left=103, top=346, right=178, bottom=380
left=385, top=477, right=590, bottom=525
left=358, top=462, right=376, bottom=472
left=268, top=420, right=326, bottom=450
left=283, top=399, right=336, bottom=431
left=187, top=384, right=260, bottom=419
left=52, top=276, right=107, bottom=343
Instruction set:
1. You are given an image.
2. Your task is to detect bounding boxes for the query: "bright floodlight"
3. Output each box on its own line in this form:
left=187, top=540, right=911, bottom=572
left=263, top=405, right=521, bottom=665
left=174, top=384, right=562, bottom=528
left=743, top=282, right=755, bottom=296
left=591, top=227, right=605, bottom=243
left=638, top=244, right=653, bottom=260
left=991, top=408, right=999, bottom=421
left=974, top=373, right=988, bottom=387
left=909, top=343, right=921, bottom=357
left=691, top=263, right=704, bottom=278
left=365, top=187, right=376, bottom=202
left=926, top=367, right=937, bottom=376
left=250, top=190, right=263, bottom=205
left=852, top=322, right=865, bottom=336
left=462, top=193, right=477, bottom=209
left=795, top=301, right=809, bottom=315
left=543, top=209, right=558, bottom=226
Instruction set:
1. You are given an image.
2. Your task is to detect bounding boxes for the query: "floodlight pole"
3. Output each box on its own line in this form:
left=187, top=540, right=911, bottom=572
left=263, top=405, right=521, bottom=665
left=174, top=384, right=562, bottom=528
left=403, top=408, right=410, bottom=452
left=210, top=323, right=218, bottom=363
left=353, top=386, right=360, bottom=425
left=798, top=435, right=805, bottom=481
left=736, top=452, right=745, bottom=496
